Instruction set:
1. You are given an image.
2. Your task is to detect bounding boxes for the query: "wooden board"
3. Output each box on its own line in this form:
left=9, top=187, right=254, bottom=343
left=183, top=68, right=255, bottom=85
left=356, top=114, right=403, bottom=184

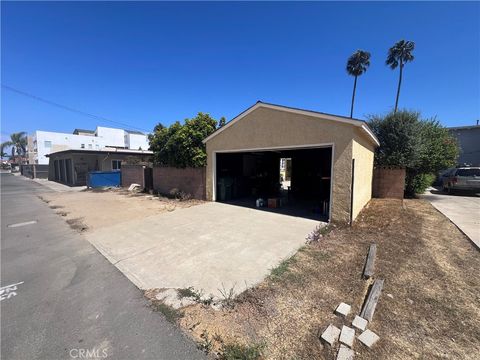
left=363, top=243, right=377, bottom=279
left=360, top=279, right=384, bottom=322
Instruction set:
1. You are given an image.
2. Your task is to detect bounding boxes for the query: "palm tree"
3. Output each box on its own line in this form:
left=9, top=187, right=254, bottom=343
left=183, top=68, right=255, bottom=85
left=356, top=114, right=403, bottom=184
left=1, top=131, right=27, bottom=162
left=218, top=116, right=227, bottom=128
left=346, top=50, right=371, bottom=118
left=386, top=40, right=415, bottom=112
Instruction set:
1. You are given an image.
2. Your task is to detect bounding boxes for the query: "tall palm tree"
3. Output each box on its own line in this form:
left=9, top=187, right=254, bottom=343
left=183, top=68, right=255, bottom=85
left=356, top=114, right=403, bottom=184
left=1, top=131, right=27, bottom=161
left=218, top=116, right=227, bottom=128
left=0, top=147, right=7, bottom=160
left=346, top=50, right=371, bottom=118
left=386, top=40, right=415, bottom=112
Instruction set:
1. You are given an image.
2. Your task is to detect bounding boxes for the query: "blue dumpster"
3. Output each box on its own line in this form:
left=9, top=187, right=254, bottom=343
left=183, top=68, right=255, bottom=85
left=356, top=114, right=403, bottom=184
left=87, top=171, right=121, bottom=188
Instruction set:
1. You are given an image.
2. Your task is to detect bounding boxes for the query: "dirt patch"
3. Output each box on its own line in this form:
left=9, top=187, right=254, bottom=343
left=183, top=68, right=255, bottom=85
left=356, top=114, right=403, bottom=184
left=49, top=205, right=63, bottom=209
left=39, top=188, right=203, bottom=232
left=66, top=218, right=88, bottom=232
left=178, top=199, right=480, bottom=359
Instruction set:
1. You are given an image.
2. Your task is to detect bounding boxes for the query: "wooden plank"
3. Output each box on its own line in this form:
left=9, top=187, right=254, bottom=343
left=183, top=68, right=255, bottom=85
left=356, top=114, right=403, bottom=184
left=360, top=279, right=384, bottom=322
left=363, top=243, right=377, bottom=279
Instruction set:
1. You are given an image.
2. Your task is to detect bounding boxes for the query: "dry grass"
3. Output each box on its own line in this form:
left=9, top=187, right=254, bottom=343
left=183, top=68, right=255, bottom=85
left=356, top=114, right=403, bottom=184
left=39, top=188, right=203, bottom=232
left=179, top=199, right=480, bottom=359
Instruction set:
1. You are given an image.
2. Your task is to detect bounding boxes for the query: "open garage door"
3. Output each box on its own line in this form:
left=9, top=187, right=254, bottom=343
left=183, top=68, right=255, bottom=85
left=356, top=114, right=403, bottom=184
left=214, top=146, right=332, bottom=221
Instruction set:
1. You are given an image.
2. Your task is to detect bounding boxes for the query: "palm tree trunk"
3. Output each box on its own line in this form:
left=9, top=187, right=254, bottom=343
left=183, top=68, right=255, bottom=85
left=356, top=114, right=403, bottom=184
left=350, top=75, right=358, bottom=118
left=394, top=60, right=403, bottom=113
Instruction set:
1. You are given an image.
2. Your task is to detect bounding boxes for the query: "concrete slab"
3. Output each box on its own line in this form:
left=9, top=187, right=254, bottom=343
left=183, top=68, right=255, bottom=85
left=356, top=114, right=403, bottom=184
left=422, top=189, right=480, bottom=249
left=358, top=329, right=380, bottom=348
left=320, top=324, right=341, bottom=346
left=339, top=325, right=355, bottom=347
left=86, top=202, right=320, bottom=297
left=352, top=315, right=368, bottom=331
left=26, top=177, right=87, bottom=192
left=335, top=302, right=351, bottom=317
left=337, top=345, right=354, bottom=360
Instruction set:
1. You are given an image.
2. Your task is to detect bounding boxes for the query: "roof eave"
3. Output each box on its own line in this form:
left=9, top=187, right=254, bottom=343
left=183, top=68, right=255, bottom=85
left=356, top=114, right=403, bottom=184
left=203, top=102, right=380, bottom=147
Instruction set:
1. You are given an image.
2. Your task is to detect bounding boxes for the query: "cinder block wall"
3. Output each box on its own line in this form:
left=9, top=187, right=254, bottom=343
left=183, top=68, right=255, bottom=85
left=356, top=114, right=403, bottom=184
left=372, top=167, right=405, bottom=199
left=152, top=167, right=206, bottom=199
left=20, top=164, right=49, bottom=179
left=121, top=165, right=148, bottom=189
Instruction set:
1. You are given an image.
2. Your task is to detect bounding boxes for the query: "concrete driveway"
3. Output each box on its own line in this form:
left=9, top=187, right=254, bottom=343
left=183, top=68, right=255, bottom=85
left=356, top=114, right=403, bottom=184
left=423, top=188, right=480, bottom=249
left=86, top=202, right=320, bottom=297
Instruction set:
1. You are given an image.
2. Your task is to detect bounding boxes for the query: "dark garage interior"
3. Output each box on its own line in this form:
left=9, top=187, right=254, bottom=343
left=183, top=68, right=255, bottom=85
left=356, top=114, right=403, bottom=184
left=215, top=147, right=332, bottom=220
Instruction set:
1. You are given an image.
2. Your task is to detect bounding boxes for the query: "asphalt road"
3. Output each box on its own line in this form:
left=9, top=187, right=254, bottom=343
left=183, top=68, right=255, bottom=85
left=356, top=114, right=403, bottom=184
left=1, top=173, right=205, bottom=360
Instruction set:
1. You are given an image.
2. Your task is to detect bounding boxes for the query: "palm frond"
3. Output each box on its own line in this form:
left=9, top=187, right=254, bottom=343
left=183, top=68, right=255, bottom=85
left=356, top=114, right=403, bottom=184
left=346, top=49, right=371, bottom=76
left=386, top=39, right=415, bottom=68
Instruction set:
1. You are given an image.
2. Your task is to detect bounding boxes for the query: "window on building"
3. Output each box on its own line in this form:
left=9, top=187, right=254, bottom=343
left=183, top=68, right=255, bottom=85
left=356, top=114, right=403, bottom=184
left=80, top=144, right=85, bottom=149
left=88, top=144, right=92, bottom=149
left=112, top=160, right=122, bottom=170
left=44, top=141, right=52, bottom=148
left=95, top=144, right=99, bottom=149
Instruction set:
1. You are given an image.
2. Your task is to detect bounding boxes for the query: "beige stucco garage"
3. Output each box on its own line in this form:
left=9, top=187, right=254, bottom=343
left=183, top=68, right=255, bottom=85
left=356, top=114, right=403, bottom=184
left=203, top=102, right=380, bottom=223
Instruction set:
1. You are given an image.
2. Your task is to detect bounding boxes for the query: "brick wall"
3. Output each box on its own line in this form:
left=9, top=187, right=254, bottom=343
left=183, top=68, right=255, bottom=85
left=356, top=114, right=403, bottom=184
left=372, top=167, right=405, bottom=199
left=121, top=165, right=152, bottom=190
left=152, top=166, right=206, bottom=199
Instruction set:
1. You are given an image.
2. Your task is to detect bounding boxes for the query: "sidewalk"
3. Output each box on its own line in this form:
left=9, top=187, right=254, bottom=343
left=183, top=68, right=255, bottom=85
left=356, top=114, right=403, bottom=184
left=422, top=188, right=480, bottom=249
left=18, top=175, right=87, bottom=193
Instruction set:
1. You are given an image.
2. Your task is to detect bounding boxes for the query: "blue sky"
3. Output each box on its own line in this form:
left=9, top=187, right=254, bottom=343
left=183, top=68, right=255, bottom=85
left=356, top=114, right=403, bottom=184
left=1, top=1, right=479, bottom=142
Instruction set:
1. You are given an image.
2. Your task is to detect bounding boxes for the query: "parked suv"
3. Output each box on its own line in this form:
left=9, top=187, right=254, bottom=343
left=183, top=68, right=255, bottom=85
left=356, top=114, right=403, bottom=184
left=442, top=167, right=480, bottom=194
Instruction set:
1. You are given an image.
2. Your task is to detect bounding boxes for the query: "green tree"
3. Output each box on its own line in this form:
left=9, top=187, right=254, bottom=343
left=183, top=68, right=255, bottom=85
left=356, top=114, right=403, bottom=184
left=149, top=113, right=217, bottom=168
left=368, top=110, right=458, bottom=196
left=1, top=131, right=27, bottom=160
left=346, top=50, right=371, bottom=118
left=386, top=40, right=415, bottom=113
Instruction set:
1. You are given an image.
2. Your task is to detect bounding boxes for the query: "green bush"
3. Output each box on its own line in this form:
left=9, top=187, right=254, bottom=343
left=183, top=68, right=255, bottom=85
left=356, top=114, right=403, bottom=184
left=408, top=173, right=436, bottom=195
left=368, top=110, right=459, bottom=196
left=149, top=113, right=218, bottom=168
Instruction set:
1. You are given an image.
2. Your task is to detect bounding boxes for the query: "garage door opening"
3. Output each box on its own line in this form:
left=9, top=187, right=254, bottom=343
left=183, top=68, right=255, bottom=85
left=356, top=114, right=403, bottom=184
left=215, top=147, right=332, bottom=221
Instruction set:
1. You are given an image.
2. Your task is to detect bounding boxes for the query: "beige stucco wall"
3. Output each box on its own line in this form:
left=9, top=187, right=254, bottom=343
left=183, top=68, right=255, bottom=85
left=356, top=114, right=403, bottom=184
left=205, top=107, right=365, bottom=223
left=351, top=129, right=375, bottom=220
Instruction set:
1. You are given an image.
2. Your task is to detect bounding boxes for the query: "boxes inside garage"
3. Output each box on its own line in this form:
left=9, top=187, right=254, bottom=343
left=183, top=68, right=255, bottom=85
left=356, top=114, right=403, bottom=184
left=215, top=147, right=332, bottom=220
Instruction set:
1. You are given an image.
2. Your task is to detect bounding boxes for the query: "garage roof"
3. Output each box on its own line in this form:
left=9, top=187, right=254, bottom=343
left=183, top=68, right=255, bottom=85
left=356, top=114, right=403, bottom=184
left=203, top=101, right=380, bottom=146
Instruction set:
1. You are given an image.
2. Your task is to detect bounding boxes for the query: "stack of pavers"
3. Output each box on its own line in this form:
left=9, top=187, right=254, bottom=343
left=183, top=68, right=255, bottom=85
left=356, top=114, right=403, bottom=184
left=320, top=243, right=384, bottom=359
left=320, top=302, right=380, bottom=359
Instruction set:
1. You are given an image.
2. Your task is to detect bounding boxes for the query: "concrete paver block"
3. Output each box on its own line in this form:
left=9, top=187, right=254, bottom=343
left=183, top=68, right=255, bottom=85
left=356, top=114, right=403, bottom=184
left=339, top=325, right=355, bottom=347
left=128, top=183, right=142, bottom=192
left=320, top=324, right=341, bottom=346
left=358, top=329, right=380, bottom=348
left=352, top=315, right=368, bottom=331
left=337, top=345, right=354, bottom=360
left=335, top=302, right=351, bottom=317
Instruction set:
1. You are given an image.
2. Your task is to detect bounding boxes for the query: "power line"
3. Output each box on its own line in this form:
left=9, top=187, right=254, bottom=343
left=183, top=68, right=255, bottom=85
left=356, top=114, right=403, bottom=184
left=2, top=84, right=151, bottom=133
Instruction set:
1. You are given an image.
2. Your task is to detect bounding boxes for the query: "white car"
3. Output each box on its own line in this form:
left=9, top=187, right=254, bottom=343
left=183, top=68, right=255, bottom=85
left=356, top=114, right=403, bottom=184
left=442, top=167, right=480, bottom=194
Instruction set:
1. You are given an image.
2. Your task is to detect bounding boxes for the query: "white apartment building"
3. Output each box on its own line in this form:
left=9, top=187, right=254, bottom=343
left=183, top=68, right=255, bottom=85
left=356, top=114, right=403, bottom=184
left=30, top=126, right=150, bottom=164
